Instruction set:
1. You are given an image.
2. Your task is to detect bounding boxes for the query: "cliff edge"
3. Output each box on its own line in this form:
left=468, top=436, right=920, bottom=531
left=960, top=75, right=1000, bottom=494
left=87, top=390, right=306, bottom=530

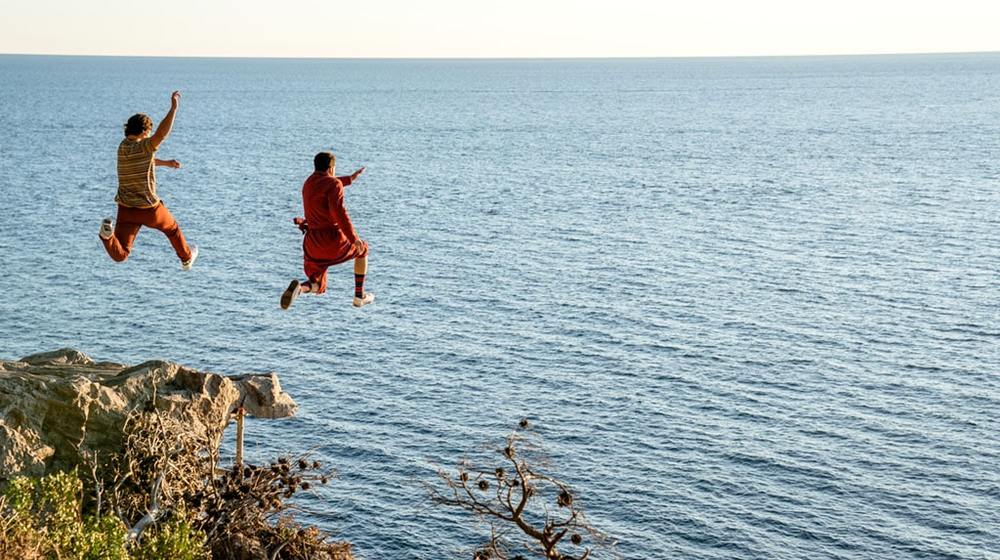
left=0, top=348, right=297, bottom=478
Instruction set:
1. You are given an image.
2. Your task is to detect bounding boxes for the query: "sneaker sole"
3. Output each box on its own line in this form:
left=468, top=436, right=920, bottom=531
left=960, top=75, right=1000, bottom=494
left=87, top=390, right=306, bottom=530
left=281, top=280, right=300, bottom=310
left=99, top=219, right=114, bottom=240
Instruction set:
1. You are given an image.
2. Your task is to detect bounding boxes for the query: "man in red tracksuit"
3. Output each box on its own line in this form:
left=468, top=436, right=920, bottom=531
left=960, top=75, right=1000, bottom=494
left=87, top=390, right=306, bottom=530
left=281, top=151, right=374, bottom=309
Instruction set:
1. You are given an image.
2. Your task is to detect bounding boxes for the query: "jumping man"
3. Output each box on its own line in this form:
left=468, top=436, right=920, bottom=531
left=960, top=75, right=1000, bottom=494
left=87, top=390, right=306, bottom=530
left=281, top=151, right=373, bottom=309
left=99, top=90, right=198, bottom=270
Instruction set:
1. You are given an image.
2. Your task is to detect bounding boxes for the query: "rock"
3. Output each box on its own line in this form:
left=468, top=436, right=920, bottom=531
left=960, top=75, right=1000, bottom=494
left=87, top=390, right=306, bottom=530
left=229, top=373, right=299, bottom=419
left=20, top=347, right=95, bottom=366
left=0, top=348, right=297, bottom=479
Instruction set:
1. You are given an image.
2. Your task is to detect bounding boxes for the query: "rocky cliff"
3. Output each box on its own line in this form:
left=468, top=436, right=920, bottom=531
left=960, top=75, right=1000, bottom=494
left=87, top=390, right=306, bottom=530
left=0, top=348, right=297, bottom=478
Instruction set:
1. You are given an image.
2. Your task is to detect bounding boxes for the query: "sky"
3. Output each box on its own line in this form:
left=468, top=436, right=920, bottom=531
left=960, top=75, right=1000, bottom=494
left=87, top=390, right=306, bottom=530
left=1, top=0, right=999, bottom=58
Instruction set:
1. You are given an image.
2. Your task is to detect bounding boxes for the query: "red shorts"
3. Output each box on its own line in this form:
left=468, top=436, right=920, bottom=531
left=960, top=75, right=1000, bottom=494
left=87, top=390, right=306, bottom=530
left=303, top=232, right=368, bottom=294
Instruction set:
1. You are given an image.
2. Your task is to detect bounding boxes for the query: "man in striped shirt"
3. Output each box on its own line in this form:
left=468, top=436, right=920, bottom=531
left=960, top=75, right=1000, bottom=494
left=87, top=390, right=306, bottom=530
left=99, top=90, right=198, bottom=270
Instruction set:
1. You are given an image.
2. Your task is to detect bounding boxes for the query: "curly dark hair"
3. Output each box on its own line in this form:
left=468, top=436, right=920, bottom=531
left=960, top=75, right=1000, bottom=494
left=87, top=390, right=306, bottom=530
left=314, top=151, right=336, bottom=172
left=124, top=113, right=153, bottom=137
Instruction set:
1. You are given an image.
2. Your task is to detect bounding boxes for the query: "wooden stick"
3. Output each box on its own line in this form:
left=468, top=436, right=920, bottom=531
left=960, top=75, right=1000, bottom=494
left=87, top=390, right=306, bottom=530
left=235, top=406, right=245, bottom=469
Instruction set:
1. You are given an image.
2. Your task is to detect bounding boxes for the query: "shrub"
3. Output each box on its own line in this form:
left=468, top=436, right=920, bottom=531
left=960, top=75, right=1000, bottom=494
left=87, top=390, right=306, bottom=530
left=2, top=399, right=351, bottom=560
left=0, top=471, right=206, bottom=559
left=429, top=421, right=615, bottom=560
left=96, top=407, right=351, bottom=559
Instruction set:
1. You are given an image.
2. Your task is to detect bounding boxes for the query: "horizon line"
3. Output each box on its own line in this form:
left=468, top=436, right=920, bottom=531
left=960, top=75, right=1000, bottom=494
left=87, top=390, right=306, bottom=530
left=1, top=49, right=999, bottom=61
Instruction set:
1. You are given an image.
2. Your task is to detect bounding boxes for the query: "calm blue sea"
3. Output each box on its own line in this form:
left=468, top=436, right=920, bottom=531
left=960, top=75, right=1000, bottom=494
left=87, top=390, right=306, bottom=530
left=0, top=53, right=998, bottom=559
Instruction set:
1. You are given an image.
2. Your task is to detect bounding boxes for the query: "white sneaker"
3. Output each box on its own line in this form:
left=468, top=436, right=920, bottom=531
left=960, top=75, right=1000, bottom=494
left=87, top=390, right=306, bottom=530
left=280, top=280, right=300, bottom=310
left=99, top=218, right=114, bottom=240
left=352, top=292, right=375, bottom=307
left=181, top=246, right=199, bottom=271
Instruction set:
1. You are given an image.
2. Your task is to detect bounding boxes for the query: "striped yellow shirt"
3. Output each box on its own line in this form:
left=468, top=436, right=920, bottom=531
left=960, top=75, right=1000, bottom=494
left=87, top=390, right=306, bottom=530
left=116, top=138, right=159, bottom=208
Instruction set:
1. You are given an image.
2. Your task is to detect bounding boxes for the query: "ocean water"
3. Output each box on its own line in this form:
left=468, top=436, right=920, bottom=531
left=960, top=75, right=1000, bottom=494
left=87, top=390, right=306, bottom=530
left=0, top=53, right=998, bottom=559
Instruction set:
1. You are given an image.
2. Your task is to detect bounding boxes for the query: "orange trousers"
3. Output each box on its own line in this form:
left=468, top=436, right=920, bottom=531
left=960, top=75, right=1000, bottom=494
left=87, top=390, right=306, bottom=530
left=100, top=202, right=193, bottom=263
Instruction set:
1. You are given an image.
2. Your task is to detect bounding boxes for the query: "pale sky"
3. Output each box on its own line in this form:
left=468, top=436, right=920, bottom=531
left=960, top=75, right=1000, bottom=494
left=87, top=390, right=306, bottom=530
left=1, top=0, right=999, bottom=58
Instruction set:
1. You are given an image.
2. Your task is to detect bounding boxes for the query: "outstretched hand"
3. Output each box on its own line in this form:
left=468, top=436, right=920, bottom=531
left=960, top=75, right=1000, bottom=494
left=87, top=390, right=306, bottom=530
left=164, top=159, right=182, bottom=169
left=170, top=90, right=181, bottom=109
left=351, top=166, right=366, bottom=181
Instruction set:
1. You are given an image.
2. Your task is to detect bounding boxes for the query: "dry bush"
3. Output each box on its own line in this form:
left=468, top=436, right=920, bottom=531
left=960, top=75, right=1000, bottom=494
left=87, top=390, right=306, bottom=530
left=100, top=408, right=218, bottom=525
left=87, top=406, right=352, bottom=560
left=193, top=455, right=348, bottom=560
left=429, top=421, right=615, bottom=560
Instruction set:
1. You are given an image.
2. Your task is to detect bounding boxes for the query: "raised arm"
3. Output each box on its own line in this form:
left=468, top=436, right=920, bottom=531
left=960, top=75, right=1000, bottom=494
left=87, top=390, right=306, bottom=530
left=149, top=91, right=181, bottom=150
left=337, top=166, right=366, bottom=187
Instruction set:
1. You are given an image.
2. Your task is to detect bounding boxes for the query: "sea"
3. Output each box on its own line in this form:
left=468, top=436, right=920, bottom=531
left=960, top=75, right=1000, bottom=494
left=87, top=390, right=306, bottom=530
left=0, top=53, right=997, bottom=559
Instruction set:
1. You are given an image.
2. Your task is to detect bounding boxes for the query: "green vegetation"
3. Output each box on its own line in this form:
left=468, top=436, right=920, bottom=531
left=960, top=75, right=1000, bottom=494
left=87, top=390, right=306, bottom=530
left=0, top=471, right=206, bottom=559
left=0, top=407, right=350, bottom=560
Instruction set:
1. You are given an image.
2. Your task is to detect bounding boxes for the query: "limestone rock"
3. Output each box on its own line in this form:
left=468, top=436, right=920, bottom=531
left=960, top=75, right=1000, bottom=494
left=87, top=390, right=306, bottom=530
left=0, top=348, right=297, bottom=479
left=20, top=347, right=95, bottom=366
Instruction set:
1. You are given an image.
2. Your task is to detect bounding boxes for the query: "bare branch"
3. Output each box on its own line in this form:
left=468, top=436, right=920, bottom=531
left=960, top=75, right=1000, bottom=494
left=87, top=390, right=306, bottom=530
left=126, top=468, right=165, bottom=543
left=429, top=424, right=614, bottom=560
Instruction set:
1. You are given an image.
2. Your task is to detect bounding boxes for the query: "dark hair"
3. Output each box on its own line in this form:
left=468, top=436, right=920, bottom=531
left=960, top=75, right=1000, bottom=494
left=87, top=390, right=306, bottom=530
left=314, top=151, right=336, bottom=172
left=124, top=113, right=153, bottom=137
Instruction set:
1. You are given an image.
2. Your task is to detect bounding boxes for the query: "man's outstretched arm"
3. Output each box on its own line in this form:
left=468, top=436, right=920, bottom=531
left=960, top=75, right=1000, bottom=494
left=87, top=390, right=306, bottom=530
left=155, top=159, right=182, bottom=168
left=337, top=166, right=366, bottom=187
left=149, top=91, right=181, bottom=150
